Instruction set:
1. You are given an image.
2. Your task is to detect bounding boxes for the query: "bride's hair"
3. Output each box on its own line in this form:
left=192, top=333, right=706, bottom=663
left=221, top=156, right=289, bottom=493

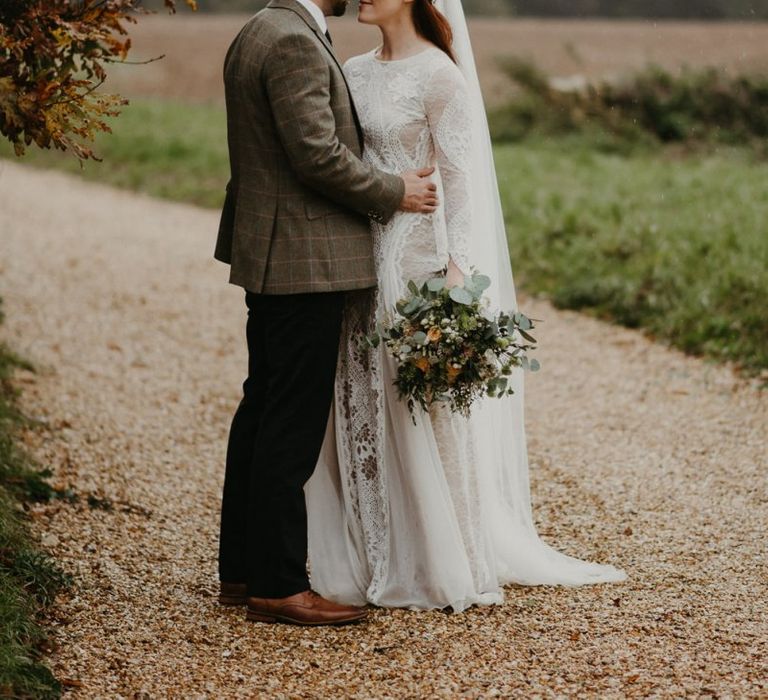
left=413, top=0, right=456, bottom=63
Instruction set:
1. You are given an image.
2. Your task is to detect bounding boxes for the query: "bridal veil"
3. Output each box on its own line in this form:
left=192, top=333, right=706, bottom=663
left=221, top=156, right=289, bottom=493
left=436, top=0, right=627, bottom=586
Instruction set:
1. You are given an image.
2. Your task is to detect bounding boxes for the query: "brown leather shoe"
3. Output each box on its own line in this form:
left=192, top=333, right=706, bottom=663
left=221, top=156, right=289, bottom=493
left=246, top=589, right=368, bottom=626
left=219, top=581, right=247, bottom=606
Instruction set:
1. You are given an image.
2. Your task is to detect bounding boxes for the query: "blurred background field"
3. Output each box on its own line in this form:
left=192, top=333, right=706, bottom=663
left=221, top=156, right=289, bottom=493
left=102, top=15, right=768, bottom=107
left=4, top=13, right=767, bottom=376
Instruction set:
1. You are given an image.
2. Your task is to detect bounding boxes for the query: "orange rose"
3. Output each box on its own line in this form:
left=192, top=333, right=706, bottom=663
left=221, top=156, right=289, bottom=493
left=446, top=364, right=462, bottom=384
left=414, top=356, right=430, bottom=373
left=426, top=326, right=442, bottom=343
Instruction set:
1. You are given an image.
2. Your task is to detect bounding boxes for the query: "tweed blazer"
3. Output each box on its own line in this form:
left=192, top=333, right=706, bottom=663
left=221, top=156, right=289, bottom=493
left=214, top=0, right=405, bottom=294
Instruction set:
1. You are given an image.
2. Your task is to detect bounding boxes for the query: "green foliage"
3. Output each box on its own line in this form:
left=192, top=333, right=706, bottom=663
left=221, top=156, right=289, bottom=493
left=495, top=141, right=768, bottom=374
left=0, top=347, right=53, bottom=507
left=490, top=60, right=768, bottom=153
left=491, top=61, right=768, bottom=372
left=0, top=299, right=70, bottom=698
left=0, top=0, right=195, bottom=160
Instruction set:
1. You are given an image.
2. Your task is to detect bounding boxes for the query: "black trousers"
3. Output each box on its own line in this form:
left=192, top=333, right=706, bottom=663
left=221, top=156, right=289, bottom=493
left=218, top=289, right=346, bottom=598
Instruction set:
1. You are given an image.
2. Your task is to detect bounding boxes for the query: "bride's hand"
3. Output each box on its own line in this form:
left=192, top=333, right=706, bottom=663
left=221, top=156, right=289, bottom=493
left=445, top=258, right=465, bottom=288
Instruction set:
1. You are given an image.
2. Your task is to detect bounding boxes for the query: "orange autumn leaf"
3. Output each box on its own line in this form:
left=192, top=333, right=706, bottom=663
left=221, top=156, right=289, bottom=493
left=0, top=0, right=196, bottom=160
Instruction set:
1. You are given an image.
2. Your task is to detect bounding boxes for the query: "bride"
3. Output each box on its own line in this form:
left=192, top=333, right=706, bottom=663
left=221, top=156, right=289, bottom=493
left=305, top=0, right=627, bottom=612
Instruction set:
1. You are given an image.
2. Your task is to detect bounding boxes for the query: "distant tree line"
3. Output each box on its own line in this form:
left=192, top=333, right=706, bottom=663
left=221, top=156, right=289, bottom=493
left=149, top=0, right=768, bottom=18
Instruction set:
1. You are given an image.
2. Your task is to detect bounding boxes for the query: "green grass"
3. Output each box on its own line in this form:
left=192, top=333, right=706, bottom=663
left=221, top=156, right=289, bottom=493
left=496, top=138, right=768, bottom=373
left=0, top=301, right=69, bottom=699
left=4, top=99, right=229, bottom=209
left=4, top=98, right=767, bottom=373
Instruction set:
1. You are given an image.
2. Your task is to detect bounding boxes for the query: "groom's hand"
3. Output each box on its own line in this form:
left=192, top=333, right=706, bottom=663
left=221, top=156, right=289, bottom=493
left=399, top=167, right=438, bottom=213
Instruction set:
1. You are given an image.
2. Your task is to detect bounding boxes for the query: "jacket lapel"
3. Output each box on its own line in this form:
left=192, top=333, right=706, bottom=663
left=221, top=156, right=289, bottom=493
left=267, top=0, right=364, bottom=148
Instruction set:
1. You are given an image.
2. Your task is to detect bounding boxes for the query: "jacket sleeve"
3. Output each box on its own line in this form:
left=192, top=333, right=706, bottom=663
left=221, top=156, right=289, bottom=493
left=263, top=31, right=404, bottom=224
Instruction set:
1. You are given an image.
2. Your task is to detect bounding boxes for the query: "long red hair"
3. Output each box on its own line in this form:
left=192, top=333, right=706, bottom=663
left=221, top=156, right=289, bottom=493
left=412, top=0, right=456, bottom=63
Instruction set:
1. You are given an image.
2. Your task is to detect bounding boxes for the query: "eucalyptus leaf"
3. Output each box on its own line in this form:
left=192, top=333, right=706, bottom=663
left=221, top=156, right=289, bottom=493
left=403, top=298, right=422, bottom=316
left=427, top=277, right=446, bottom=292
left=518, top=329, right=537, bottom=344
left=529, top=358, right=541, bottom=372
left=411, top=331, right=427, bottom=345
left=366, top=332, right=380, bottom=348
left=449, top=287, right=474, bottom=305
left=472, top=274, right=491, bottom=292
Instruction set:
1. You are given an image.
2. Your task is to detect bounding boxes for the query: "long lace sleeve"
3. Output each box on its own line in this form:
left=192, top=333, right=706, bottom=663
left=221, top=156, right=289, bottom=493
left=424, top=61, right=473, bottom=274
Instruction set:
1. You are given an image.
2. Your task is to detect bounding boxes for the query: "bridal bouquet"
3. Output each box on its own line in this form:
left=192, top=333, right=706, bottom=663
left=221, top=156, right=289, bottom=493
left=366, top=271, right=540, bottom=419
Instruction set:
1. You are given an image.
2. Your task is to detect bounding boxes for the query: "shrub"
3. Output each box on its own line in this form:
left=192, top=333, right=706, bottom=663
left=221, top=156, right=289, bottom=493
left=490, top=59, right=768, bottom=153
left=0, top=0, right=195, bottom=160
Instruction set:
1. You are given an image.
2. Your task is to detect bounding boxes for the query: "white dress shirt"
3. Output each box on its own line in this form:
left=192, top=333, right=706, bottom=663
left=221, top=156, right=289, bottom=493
left=293, top=0, right=328, bottom=35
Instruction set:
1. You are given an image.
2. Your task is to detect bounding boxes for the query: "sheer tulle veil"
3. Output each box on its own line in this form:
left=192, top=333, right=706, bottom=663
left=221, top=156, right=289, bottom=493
left=434, top=0, right=627, bottom=585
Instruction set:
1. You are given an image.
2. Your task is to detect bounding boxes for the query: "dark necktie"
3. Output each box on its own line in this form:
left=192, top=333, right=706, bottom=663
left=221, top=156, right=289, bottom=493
left=324, top=29, right=333, bottom=46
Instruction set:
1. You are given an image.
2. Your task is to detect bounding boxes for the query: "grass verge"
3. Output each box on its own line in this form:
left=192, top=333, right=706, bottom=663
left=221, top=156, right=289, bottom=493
left=0, top=300, right=69, bottom=698
left=496, top=138, right=768, bottom=374
left=3, top=97, right=766, bottom=374
left=3, top=99, right=229, bottom=209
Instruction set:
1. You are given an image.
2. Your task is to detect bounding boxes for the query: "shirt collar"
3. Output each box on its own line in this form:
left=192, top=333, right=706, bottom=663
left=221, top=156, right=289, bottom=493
left=293, top=0, right=328, bottom=34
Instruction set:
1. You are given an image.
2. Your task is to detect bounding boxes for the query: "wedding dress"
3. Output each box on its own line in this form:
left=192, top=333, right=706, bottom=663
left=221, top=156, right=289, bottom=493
left=305, top=40, right=626, bottom=612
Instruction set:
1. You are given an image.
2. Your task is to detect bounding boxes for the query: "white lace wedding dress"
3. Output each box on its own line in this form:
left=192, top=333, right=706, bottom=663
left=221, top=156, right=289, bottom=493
left=305, top=46, right=626, bottom=612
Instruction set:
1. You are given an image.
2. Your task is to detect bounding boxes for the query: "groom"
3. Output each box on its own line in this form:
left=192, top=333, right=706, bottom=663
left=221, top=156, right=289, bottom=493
left=214, top=0, right=437, bottom=626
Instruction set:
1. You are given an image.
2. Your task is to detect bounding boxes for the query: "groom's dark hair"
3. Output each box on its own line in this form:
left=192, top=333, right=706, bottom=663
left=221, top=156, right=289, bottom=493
left=413, top=0, right=456, bottom=63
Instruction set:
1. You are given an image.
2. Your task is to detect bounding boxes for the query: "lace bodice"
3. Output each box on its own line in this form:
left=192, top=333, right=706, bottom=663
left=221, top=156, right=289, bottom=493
left=344, top=46, right=473, bottom=274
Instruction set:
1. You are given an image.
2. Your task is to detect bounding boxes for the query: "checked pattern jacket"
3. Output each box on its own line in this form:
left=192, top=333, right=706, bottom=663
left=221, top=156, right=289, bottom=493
left=215, top=0, right=404, bottom=294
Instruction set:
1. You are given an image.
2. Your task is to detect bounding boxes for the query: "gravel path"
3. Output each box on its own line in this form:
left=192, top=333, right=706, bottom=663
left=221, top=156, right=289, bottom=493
left=1, top=160, right=765, bottom=698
